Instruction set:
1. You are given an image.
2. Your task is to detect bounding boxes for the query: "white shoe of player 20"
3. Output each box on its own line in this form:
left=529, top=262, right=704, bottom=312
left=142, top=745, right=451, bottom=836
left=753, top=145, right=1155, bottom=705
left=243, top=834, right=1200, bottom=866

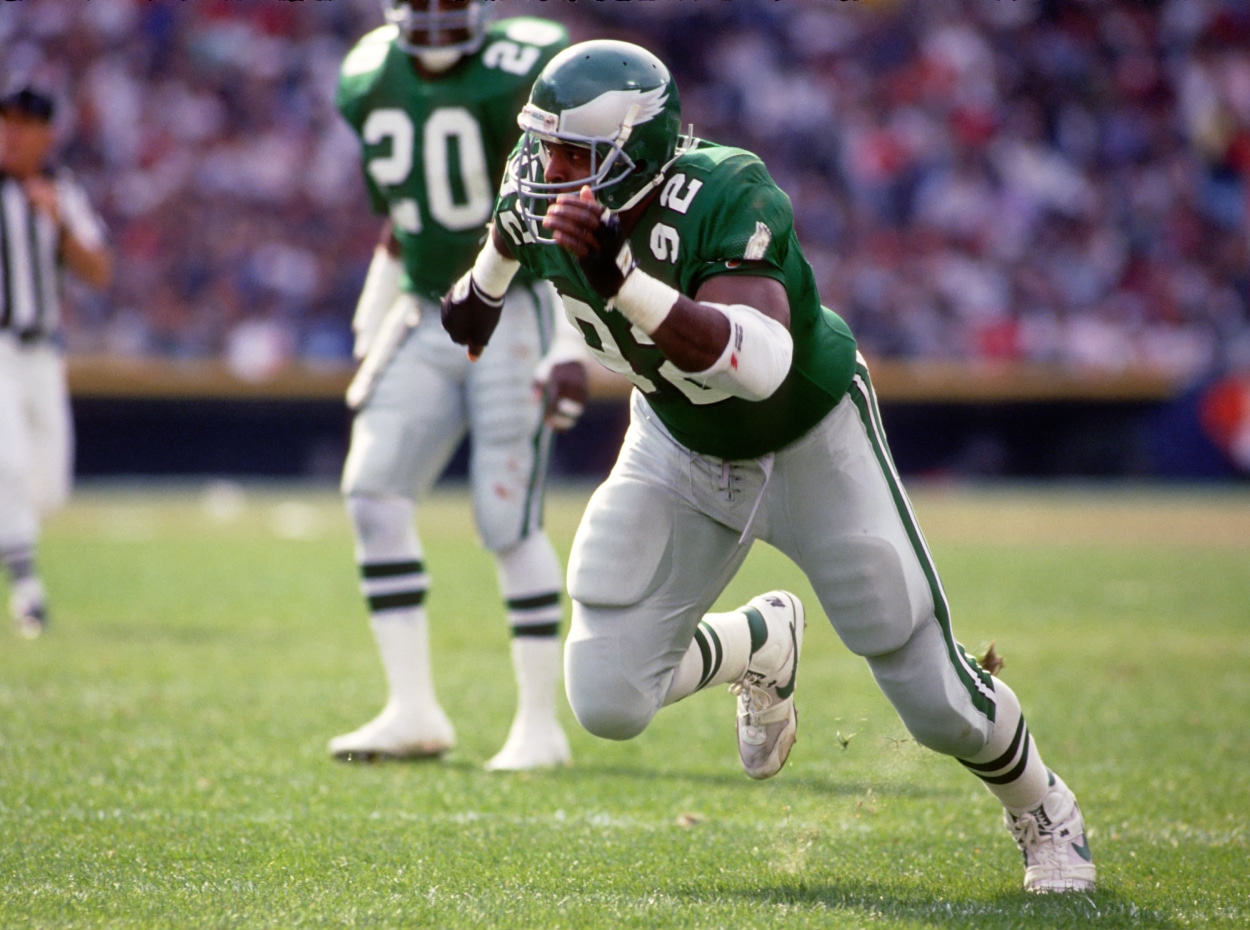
left=484, top=717, right=571, bottom=772
left=328, top=701, right=455, bottom=762
left=1005, top=771, right=1097, bottom=893
left=729, top=590, right=805, bottom=780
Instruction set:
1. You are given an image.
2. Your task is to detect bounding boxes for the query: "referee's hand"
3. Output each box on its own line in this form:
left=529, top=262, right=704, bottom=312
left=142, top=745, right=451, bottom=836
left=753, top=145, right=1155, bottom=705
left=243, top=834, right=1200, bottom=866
left=23, top=177, right=60, bottom=225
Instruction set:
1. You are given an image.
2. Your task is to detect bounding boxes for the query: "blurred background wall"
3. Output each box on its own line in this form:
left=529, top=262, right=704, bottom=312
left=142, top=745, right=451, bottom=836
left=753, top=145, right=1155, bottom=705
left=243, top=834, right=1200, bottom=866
left=6, top=0, right=1249, bottom=480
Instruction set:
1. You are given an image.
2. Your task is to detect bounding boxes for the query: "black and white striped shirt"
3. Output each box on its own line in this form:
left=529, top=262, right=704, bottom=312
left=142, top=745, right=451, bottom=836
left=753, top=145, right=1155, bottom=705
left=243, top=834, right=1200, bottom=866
left=0, top=169, right=105, bottom=344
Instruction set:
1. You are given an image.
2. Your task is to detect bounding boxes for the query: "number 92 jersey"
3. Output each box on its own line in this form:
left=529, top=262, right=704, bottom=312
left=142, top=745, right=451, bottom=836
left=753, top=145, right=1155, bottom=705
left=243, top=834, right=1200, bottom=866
left=337, top=17, right=569, bottom=302
left=494, top=140, right=860, bottom=461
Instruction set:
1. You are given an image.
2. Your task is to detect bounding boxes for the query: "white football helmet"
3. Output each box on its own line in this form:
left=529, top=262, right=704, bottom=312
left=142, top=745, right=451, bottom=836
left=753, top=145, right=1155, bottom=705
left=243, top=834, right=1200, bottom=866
left=380, top=0, right=491, bottom=69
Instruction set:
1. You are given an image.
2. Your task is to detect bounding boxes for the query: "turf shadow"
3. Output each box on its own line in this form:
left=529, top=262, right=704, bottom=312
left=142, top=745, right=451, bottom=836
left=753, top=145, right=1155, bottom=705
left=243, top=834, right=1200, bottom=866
left=542, top=762, right=949, bottom=801
left=716, top=880, right=1165, bottom=929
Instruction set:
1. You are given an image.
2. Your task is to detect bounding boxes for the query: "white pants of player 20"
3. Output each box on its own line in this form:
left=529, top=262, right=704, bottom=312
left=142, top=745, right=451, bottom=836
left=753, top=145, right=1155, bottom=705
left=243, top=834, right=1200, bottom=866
left=565, top=358, right=997, bottom=759
left=341, top=283, right=560, bottom=553
left=0, top=337, right=73, bottom=550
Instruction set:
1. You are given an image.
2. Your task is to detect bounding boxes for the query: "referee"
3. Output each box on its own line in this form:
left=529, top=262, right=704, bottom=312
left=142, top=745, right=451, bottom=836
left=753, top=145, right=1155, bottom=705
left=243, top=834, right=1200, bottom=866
left=0, top=86, right=112, bottom=638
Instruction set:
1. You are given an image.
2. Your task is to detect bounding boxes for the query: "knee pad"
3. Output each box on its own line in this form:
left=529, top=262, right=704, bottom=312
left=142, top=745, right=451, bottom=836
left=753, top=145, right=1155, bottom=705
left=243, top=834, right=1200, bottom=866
left=564, top=633, right=656, bottom=740
left=469, top=439, right=547, bottom=553
left=346, top=495, right=419, bottom=562
left=867, top=618, right=992, bottom=758
left=473, top=493, right=532, bottom=554
left=899, top=703, right=988, bottom=758
left=342, top=404, right=460, bottom=501
left=809, top=534, right=925, bottom=657
left=33, top=474, right=70, bottom=516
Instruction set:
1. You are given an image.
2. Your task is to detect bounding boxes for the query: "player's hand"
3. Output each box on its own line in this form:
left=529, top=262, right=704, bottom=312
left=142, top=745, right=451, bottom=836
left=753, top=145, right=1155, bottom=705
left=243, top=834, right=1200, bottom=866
left=441, top=271, right=503, bottom=361
left=543, top=186, right=635, bottom=299
left=534, top=360, right=588, bottom=432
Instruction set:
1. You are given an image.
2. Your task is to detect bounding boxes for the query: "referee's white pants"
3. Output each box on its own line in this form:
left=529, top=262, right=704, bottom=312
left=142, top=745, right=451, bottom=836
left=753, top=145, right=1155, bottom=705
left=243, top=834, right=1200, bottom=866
left=0, top=338, right=73, bottom=549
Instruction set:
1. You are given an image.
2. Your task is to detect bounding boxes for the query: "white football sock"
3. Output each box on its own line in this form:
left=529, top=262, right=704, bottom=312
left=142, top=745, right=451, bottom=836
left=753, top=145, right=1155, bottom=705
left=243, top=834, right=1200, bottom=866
left=959, top=677, right=1051, bottom=813
left=662, top=605, right=766, bottom=705
left=369, top=614, right=441, bottom=712
left=506, top=636, right=562, bottom=723
left=495, top=532, right=564, bottom=635
left=495, top=533, right=564, bottom=722
left=347, top=494, right=439, bottom=712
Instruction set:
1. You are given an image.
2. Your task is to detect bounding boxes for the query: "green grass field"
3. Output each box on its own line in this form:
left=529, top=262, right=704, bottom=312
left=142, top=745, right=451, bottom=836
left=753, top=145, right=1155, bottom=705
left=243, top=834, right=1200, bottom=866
left=2, top=481, right=1248, bottom=929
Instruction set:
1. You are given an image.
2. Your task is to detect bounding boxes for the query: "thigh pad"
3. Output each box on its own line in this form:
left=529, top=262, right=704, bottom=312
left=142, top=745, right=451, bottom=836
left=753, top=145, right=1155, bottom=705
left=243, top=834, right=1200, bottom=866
left=808, top=534, right=927, bottom=657
left=568, top=478, right=674, bottom=608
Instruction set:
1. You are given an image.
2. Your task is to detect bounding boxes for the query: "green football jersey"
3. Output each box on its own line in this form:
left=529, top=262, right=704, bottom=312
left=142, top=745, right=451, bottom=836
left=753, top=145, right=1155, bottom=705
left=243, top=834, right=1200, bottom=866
left=337, top=17, right=568, bottom=301
left=495, top=141, right=859, bottom=460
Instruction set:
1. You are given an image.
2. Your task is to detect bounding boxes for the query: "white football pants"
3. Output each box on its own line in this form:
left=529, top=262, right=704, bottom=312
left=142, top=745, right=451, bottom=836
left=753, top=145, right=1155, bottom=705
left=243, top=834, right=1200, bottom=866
left=341, top=282, right=559, bottom=552
left=565, top=362, right=998, bottom=759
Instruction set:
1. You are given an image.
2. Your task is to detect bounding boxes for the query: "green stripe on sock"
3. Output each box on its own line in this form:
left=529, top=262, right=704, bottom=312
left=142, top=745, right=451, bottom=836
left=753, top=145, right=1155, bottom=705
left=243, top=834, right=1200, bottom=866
left=507, top=592, right=561, bottom=611
left=743, top=606, right=768, bottom=655
left=361, top=559, right=423, bottom=579
left=961, top=717, right=1027, bottom=773
left=695, top=624, right=722, bottom=691
left=369, top=590, right=425, bottom=612
left=511, top=622, right=560, bottom=639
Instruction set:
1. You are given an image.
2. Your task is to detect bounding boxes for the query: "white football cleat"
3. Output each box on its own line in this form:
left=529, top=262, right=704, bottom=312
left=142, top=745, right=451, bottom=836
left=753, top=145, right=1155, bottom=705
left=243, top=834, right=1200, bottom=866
left=329, top=701, right=455, bottom=762
left=730, top=590, right=805, bottom=780
left=484, top=717, right=571, bottom=772
left=10, top=580, right=47, bottom=639
left=1005, top=771, right=1097, bottom=893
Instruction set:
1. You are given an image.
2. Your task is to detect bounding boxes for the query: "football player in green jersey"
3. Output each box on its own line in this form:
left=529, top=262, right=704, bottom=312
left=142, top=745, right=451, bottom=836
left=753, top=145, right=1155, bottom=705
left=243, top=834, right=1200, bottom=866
left=331, top=0, right=589, bottom=772
left=443, top=40, right=1097, bottom=893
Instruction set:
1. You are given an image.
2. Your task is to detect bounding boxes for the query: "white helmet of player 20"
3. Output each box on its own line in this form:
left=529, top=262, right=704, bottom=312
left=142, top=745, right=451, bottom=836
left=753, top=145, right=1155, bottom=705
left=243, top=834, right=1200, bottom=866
left=380, top=0, right=492, bottom=72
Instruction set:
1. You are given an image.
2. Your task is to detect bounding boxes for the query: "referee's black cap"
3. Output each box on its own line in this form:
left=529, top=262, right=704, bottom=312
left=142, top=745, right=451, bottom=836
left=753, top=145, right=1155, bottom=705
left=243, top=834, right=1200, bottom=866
left=0, top=87, right=55, bottom=122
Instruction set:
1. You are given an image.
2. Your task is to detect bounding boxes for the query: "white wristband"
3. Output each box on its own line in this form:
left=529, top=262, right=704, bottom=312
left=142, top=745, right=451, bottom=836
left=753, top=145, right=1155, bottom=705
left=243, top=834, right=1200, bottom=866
left=613, top=269, right=680, bottom=335
left=471, top=231, right=520, bottom=300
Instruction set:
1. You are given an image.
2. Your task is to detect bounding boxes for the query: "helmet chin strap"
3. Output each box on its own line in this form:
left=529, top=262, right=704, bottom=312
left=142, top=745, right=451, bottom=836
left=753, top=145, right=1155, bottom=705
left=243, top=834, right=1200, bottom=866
left=417, top=48, right=463, bottom=72
left=609, top=105, right=657, bottom=213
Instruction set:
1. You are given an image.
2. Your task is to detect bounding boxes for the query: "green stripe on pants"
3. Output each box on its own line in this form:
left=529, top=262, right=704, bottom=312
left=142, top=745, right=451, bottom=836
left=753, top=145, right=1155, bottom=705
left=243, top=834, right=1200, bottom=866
left=849, top=360, right=996, bottom=719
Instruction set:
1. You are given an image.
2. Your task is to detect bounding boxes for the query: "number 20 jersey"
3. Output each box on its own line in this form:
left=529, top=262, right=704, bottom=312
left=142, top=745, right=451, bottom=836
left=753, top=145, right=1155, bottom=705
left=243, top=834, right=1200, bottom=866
left=495, top=140, right=860, bottom=461
left=337, top=18, right=569, bottom=302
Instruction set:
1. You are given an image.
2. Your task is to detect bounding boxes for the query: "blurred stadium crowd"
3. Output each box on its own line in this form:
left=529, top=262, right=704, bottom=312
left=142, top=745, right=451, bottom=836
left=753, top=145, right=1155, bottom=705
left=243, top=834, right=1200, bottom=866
left=5, top=0, right=1249, bottom=386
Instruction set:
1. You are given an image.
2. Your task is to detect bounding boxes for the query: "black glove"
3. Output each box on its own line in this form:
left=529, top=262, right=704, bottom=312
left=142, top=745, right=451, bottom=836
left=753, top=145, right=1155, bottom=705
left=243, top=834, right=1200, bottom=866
left=579, top=210, right=637, bottom=300
left=441, top=273, right=503, bottom=360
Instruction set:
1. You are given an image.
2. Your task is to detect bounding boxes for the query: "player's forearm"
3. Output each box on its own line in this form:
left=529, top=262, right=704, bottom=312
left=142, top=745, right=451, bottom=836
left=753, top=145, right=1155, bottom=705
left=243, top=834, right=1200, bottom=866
left=611, top=270, right=745, bottom=371
left=614, top=270, right=793, bottom=401
left=352, top=245, right=403, bottom=360
left=649, top=296, right=732, bottom=372
left=379, top=220, right=400, bottom=257
left=441, top=224, right=518, bottom=360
